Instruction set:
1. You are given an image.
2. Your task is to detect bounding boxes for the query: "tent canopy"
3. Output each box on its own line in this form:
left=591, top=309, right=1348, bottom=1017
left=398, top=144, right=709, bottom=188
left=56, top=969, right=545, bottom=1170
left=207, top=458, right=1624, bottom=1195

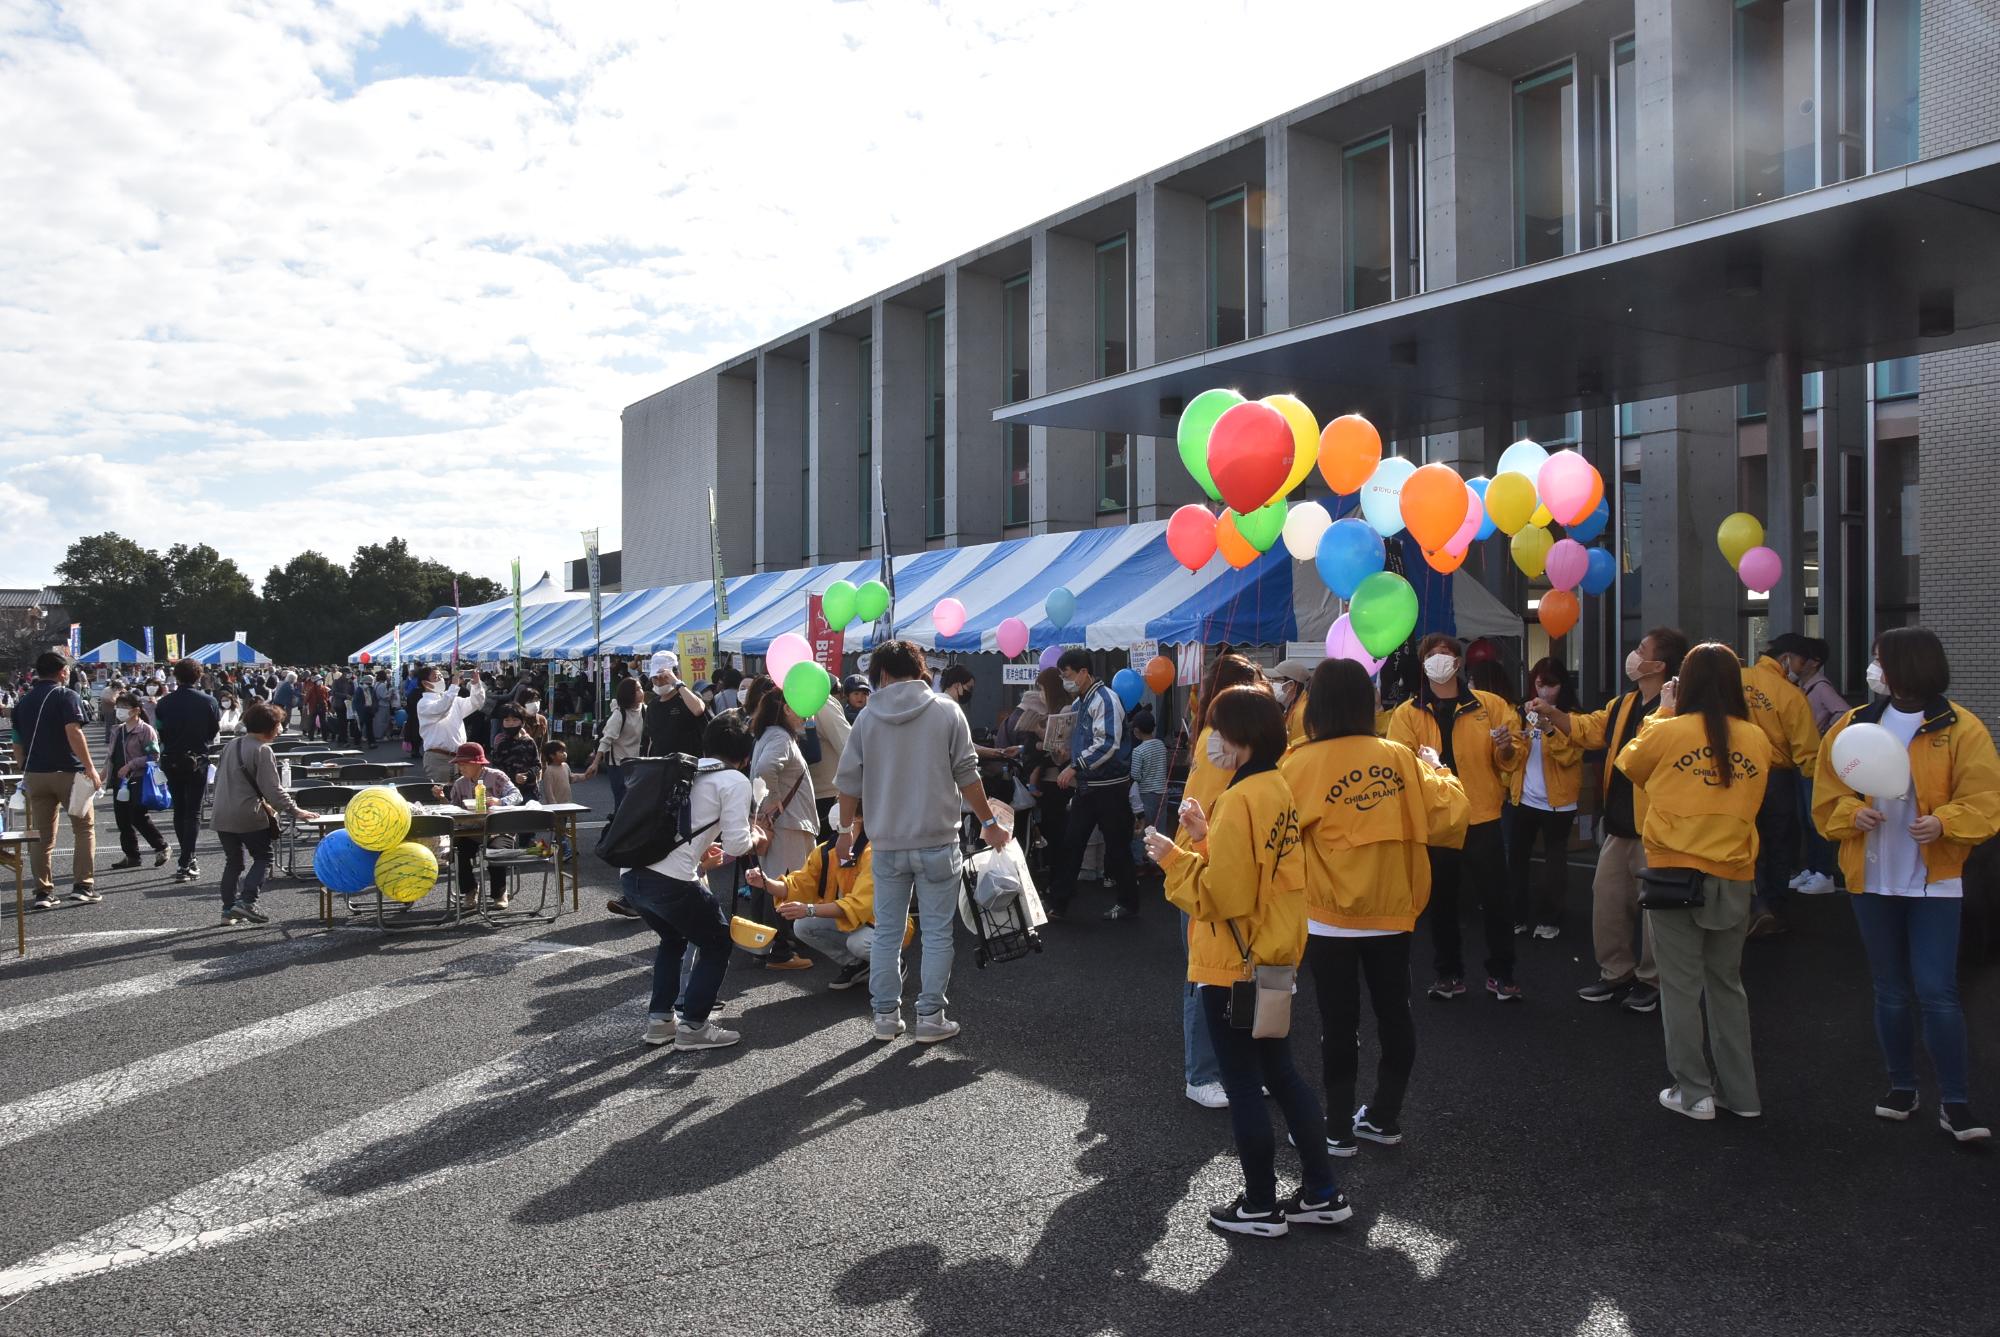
left=189, top=640, right=272, bottom=666
left=76, top=639, right=149, bottom=664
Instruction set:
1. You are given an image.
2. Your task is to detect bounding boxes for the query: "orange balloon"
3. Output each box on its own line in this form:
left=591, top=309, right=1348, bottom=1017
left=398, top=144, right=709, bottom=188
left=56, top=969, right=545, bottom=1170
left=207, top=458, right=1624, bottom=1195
left=1423, top=545, right=1467, bottom=575
left=1400, top=463, right=1471, bottom=553
left=1538, top=589, right=1581, bottom=639
left=1317, top=414, right=1382, bottom=495
left=1578, top=467, right=1604, bottom=527
left=1215, top=510, right=1259, bottom=569
left=1144, top=654, right=1176, bottom=695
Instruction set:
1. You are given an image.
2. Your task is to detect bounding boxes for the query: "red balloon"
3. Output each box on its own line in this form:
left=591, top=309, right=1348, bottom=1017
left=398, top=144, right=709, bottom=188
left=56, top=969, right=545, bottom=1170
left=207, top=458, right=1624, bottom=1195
left=359, top=652, right=372, bottom=664
left=1207, top=402, right=1294, bottom=516
left=1165, top=504, right=1218, bottom=572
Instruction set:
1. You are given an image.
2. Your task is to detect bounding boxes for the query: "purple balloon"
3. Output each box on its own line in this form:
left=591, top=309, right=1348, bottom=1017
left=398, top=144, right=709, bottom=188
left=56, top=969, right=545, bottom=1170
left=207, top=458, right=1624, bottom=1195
left=1038, top=644, right=1063, bottom=671
left=1324, top=613, right=1386, bottom=677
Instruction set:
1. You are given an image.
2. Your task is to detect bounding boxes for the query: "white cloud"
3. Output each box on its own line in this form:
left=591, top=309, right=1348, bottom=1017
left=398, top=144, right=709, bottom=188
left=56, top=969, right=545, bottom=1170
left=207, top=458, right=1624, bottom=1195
left=0, top=0, right=1529, bottom=596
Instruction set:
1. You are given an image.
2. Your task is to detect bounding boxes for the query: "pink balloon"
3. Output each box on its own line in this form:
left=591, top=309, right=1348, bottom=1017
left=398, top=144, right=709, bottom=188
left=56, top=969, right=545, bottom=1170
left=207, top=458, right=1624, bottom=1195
left=996, top=616, right=1030, bottom=658
left=1443, top=482, right=1484, bottom=557
left=766, top=632, right=813, bottom=681
left=1324, top=613, right=1386, bottom=677
left=933, top=598, right=967, bottom=638
left=1737, top=546, right=1784, bottom=593
left=1536, top=449, right=1600, bottom=528
left=1545, top=538, right=1589, bottom=592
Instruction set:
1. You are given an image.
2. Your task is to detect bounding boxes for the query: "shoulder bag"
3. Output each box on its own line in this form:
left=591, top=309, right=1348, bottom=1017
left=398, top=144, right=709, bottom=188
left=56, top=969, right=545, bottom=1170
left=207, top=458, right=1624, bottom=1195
left=1224, top=919, right=1294, bottom=1039
left=1637, top=865, right=1705, bottom=909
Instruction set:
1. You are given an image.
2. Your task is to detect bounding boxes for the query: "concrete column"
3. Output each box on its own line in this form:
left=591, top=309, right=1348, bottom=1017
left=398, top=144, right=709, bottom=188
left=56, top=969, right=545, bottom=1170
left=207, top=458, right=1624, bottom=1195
left=1817, top=365, right=1865, bottom=693
left=873, top=301, right=927, bottom=559
left=715, top=375, right=756, bottom=581
left=1264, top=126, right=1342, bottom=328
left=810, top=328, right=863, bottom=561
left=1031, top=229, right=1096, bottom=534
left=1423, top=53, right=1510, bottom=286
left=753, top=353, right=806, bottom=573
left=945, top=267, right=1004, bottom=547
left=1134, top=181, right=1204, bottom=366
left=1631, top=0, right=1733, bottom=235
left=1636, top=392, right=1739, bottom=640
left=1763, top=352, right=1805, bottom=632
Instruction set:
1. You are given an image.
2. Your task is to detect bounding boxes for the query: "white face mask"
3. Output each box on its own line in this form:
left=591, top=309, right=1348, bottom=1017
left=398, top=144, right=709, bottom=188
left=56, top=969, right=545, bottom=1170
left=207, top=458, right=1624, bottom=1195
left=1625, top=649, right=1645, bottom=682
left=1866, top=661, right=1888, bottom=697
left=1062, top=677, right=1081, bottom=695
left=1273, top=681, right=1296, bottom=707
left=115, top=707, right=132, bottom=722
left=1205, top=731, right=1233, bottom=769
left=426, top=680, right=446, bottom=693
left=1535, top=684, right=1560, bottom=702
left=522, top=703, right=540, bottom=716
left=1423, top=654, right=1459, bottom=684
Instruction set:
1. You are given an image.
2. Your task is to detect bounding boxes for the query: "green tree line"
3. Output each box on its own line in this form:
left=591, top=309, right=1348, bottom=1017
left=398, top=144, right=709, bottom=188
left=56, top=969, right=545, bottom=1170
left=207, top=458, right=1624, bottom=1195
left=53, top=534, right=505, bottom=667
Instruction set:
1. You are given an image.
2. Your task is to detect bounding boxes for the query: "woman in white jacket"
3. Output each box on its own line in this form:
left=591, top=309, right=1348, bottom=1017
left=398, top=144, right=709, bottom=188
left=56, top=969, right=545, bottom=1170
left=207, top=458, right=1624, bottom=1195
left=750, top=679, right=818, bottom=971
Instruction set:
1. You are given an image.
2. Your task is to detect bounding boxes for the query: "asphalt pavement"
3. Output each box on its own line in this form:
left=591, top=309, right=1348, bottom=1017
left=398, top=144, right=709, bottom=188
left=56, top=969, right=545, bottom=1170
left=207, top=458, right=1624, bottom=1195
left=1, top=738, right=1996, bottom=1336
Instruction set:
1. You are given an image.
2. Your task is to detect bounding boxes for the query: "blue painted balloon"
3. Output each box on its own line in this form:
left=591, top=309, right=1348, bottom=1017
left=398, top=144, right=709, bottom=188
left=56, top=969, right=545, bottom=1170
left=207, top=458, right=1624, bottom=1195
left=1112, top=668, right=1145, bottom=710
left=1045, top=586, right=1077, bottom=629
left=1466, top=477, right=1499, bottom=542
left=312, top=829, right=379, bottom=895
left=1314, top=518, right=1386, bottom=601
left=1580, top=546, right=1618, bottom=597
left=1568, top=497, right=1611, bottom=544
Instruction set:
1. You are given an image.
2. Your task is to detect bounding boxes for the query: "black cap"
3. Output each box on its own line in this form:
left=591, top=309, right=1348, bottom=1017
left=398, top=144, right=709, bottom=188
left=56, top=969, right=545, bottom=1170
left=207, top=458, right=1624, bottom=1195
left=841, top=674, right=872, bottom=694
left=1764, top=632, right=1810, bottom=657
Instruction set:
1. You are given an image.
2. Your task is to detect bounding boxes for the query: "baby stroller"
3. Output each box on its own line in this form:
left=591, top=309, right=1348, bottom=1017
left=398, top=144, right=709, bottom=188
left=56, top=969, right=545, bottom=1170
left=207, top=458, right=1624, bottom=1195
left=958, top=808, right=1047, bottom=968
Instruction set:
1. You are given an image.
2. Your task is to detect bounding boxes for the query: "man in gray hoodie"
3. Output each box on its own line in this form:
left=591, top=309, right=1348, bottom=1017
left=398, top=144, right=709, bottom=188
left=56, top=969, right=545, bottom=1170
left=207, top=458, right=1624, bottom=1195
left=835, top=640, right=1010, bottom=1044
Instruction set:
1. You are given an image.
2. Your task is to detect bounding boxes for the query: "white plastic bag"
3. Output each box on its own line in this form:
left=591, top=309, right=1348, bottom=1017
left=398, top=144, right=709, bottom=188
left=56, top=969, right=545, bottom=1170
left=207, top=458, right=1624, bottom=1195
left=67, top=772, right=97, bottom=818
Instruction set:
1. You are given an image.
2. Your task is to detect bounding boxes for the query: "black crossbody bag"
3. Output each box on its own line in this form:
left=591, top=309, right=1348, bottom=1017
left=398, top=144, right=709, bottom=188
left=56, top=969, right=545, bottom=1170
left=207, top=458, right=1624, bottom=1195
left=1637, top=865, right=1704, bottom=910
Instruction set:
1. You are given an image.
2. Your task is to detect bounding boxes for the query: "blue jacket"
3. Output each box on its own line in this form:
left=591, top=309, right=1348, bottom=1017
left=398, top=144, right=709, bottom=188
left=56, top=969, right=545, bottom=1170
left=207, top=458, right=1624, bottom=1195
left=1072, top=681, right=1131, bottom=787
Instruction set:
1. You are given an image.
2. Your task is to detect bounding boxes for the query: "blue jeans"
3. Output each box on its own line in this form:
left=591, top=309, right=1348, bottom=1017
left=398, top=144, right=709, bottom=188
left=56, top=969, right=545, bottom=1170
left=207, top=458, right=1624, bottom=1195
left=1797, top=775, right=1836, bottom=877
left=1181, top=911, right=1221, bottom=1087
left=1199, top=985, right=1337, bottom=1209
left=1851, top=894, right=1970, bottom=1103
left=870, top=843, right=962, bottom=1017
left=625, top=868, right=731, bottom=1026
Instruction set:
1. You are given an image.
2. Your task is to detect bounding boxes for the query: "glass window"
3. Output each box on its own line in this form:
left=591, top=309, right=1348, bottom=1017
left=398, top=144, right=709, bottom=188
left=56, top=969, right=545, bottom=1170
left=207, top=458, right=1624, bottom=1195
left=1734, top=0, right=1818, bottom=206
left=1617, top=401, right=1640, bottom=439
left=800, top=356, right=811, bottom=558
left=1514, top=62, right=1578, bottom=265
left=1206, top=189, right=1248, bottom=347
left=1343, top=133, right=1393, bottom=310
left=858, top=336, right=872, bottom=546
left=1739, top=372, right=1822, bottom=419
left=1003, top=273, right=1031, bottom=526
left=1516, top=411, right=1581, bottom=447
left=1873, top=0, right=1920, bottom=169
left=1097, top=236, right=1131, bottom=513
left=924, top=308, right=945, bottom=538
left=1612, top=38, right=1637, bottom=239
left=1875, top=428, right=1920, bottom=626
left=1875, top=356, right=1919, bottom=400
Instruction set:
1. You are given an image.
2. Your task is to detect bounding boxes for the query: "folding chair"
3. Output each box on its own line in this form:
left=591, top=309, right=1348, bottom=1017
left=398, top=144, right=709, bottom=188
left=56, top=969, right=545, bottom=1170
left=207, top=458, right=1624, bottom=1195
left=357, top=813, right=462, bottom=931
left=286, top=785, right=358, bottom=876
left=396, top=781, right=443, bottom=804
left=336, top=763, right=394, bottom=782
left=474, top=808, right=560, bottom=922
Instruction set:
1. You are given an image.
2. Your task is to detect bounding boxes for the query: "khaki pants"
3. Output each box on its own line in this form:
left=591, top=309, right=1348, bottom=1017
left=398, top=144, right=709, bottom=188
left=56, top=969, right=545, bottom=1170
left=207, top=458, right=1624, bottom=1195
left=1591, top=835, right=1657, bottom=984
left=1648, top=877, right=1758, bottom=1110
left=421, top=750, right=457, bottom=786
left=24, top=770, right=96, bottom=893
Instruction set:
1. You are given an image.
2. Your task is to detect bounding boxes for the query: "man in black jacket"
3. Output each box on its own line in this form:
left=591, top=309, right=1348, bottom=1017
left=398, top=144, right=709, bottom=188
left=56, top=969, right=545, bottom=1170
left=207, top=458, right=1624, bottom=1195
left=642, top=650, right=707, bottom=758
left=152, top=657, right=221, bottom=882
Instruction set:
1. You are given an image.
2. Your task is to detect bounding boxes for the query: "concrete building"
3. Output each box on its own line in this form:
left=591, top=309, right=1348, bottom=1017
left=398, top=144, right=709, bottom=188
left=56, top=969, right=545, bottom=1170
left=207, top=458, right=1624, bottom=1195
left=626, top=0, right=2000, bottom=715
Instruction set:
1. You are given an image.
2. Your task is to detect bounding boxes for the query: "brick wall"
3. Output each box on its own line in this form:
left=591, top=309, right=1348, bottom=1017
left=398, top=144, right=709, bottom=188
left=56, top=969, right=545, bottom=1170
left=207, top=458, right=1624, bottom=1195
left=1919, top=0, right=2000, bottom=158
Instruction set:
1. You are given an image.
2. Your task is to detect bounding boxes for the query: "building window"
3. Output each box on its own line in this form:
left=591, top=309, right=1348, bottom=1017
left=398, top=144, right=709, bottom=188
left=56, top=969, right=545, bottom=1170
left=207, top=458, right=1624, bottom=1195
left=1611, top=37, right=1637, bottom=239
left=799, top=356, right=811, bottom=559
left=1206, top=189, right=1249, bottom=347
left=1734, top=0, right=1818, bottom=206
left=1738, top=372, right=1823, bottom=420
left=1097, top=236, right=1131, bottom=513
left=1514, top=62, right=1578, bottom=265
left=1873, top=0, right=1920, bottom=170
left=1516, top=411, right=1582, bottom=448
left=1874, top=356, right=1919, bottom=401
left=1003, top=273, right=1031, bottom=526
left=1343, top=132, right=1393, bottom=311
left=924, top=307, right=945, bottom=538
left=858, top=336, right=872, bottom=547
left=1875, top=423, right=1920, bottom=628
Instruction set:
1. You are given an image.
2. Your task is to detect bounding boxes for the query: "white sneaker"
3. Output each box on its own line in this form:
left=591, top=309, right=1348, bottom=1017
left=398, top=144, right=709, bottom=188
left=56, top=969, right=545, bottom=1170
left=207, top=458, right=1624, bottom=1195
left=1787, top=870, right=1811, bottom=890
left=673, top=1021, right=740, bottom=1051
left=1793, top=872, right=1836, bottom=896
left=872, top=1012, right=906, bottom=1042
left=1184, top=1082, right=1230, bottom=1109
left=1658, top=1086, right=1716, bottom=1121
left=911, top=1011, right=961, bottom=1044
left=642, top=1017, right=675, bottom=1046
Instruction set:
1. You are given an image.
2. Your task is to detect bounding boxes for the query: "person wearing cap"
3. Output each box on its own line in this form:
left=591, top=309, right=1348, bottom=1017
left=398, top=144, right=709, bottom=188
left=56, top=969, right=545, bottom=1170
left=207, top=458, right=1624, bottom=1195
left=842, top=674, right=872, bottom=721
left=447, top=742, right=521, bottom=909
left=1268, top=659, right=1315, bottom=752
left=1742, top=634, right=1823, bottom=936
left=641, top=650, right=707, bottom=759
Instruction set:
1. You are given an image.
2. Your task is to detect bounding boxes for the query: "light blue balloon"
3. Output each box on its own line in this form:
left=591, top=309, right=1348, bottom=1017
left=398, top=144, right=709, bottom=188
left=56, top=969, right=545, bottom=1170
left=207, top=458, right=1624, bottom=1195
left=1314, top=518, right=1386, bottom=601
left=1466, top=477, right=1499, bottom=541
left=1568, top=498, right=1611, bottom=544
left=1581, top=546, right=1618, bottom=596
left=1045, top=586, right=1077, bottom=628
left=1112, top=667, right=1145, bottom=710
left=1357, top=457, right=1415, bottom=537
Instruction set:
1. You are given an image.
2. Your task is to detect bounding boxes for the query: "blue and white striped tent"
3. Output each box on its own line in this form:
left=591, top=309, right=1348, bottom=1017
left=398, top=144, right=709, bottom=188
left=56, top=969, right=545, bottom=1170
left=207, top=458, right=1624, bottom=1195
left=76, top=639, right=150, bottom=664
left=188, top=640, right=271, bottom=666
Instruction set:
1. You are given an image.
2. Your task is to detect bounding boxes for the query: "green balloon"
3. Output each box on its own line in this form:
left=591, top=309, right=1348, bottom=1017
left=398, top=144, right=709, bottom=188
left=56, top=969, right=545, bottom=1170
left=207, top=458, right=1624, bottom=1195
left=1175, top=388, right=1241, bottom=503
left=855, top=579, right=890, bottom=623
left=1233, top=497, right=1288, bottom=552
left=1348, top=571, right=1419, bottom=658
left=822, top=580, right=858, bottom=630
left=783, top=660, right=833, bottom=719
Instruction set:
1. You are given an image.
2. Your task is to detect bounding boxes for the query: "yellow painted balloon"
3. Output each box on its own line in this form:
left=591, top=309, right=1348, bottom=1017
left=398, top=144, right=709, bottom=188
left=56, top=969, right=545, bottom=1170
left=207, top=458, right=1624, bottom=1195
left=1511, top=524, right=1555, bottom=580
left=374, top=841, right=439, bottom=903
left=1485, top=471, right=1538, bottom=535
left=1717, top=512, right=1765, bottom=569
left=1260, top=394, right=1320, bottom=498
left=1530, top=504, right=1553, bottom=529
left=343, top=787, right=412, bottom=853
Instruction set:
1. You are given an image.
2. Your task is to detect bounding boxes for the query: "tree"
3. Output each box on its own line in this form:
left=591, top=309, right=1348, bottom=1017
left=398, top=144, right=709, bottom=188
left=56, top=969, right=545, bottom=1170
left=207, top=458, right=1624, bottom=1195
left=161, top=543, right=259, bottom=648
left=345, top=540, right=502, bottom=650
left=261, top=552, right=352, bottom=664
left=55, top=533, right=169, bottom=651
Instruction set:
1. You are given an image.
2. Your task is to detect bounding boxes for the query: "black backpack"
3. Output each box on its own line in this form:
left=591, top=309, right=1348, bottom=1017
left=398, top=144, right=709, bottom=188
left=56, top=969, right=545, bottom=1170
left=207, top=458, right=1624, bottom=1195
left=594, top=753, right=711, bottom=869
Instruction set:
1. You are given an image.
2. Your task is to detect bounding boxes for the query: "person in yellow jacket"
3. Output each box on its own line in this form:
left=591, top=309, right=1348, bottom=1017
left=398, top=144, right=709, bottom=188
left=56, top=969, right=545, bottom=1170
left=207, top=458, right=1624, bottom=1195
left=1812, top=627, right=2000, bottom=1142
left=1537, top=626, right=1689, bottom=1013
left=1510, top=658, right=1584, bottom=940
left=747, top=835, right=890, bottom=994
left=1741, top=639, right=1822, bottom=937
left=1387, top=634, right=1523, bottom=1001
left=1615, top=643, right=1771, bottom=1123
left=1145, top=686, right=1349, bottom=1238
left=1283, top=659, right=1467, bottom=1156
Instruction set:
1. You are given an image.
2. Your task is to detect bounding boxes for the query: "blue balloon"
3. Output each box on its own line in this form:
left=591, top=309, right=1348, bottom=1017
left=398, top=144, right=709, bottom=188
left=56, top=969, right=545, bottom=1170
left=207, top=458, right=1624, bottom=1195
left=1568, top=498, right=1611, bottom=544
left=1314, top=518, right=1386, bottom=600
left=312, top=829, right=378, bottom=895
left=1580, top=546, right=1618, bottom=597
left=1112, top=667, right=1145, bottom=710
left=1466, top=477, right=1498, bottom=542
left=1045, top=586, right=1077, bottom=628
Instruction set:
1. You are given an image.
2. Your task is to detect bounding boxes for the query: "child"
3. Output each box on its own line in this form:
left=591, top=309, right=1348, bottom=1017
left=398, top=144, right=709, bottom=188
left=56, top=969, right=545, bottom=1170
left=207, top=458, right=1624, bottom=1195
left=542, top=739, right=575, bottom=859
left=1129, top=707, right=1169, bottom=877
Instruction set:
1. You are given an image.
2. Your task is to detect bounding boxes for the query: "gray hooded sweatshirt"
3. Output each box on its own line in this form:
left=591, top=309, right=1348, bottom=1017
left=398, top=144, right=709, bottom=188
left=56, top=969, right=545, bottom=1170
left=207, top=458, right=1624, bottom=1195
left=832, top=678, right=980, bottom=853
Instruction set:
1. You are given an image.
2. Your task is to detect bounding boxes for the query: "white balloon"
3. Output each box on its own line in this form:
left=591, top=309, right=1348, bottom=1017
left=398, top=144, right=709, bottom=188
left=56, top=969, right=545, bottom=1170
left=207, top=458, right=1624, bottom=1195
left=1829, top=722, right=1912, bottom=800
left=1280, top=500, right=1333, bottom=560
left=1497, top=438, right=1550, bottom=479
left=1358, top=457, right=1416, bottom=538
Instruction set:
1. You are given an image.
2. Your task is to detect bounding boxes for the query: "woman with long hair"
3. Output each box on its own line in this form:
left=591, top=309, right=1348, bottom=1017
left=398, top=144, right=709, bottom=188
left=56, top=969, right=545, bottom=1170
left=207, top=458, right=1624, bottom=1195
left=750, top=676, right=818, bottom=971
left=1615, top=642, right=1771, bottom=1121
left=583, top=675, right=647, bottom=810
left=1511, top=657, right=1583, bottom=939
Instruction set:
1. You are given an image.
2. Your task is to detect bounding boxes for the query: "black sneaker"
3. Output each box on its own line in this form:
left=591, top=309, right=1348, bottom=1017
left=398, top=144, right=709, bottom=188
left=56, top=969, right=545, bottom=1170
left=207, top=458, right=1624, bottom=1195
left=1621, top=984, right=1661, bottom=1014
left=1280, top=1188, right=1354, bottom=1226
left=1353, top=1105, right=1403, bottom=1145
left=1326, top=1134, right=1359, bottom=1157
left=70, top=887, right=102, bottom=905
left=1486, top=978, right=1524, bottom=1002
left=1207, top=1195, right=1288, bottom=1238
left=1426, top=977, right=1466, bottom=1000
left=108, top=858, right=141, bottom=870
left=236, top=904, right=270, bottom=925
left=1939, top=1103, right=1992, bottom=1143
left=30, top=894, right=56, bottom=911
left=1101, top=905, right=1138, bottom=921
left=221, top=908, right=244, bottom=925
left=1577, top=978, right=1631, bottom=1004
left=829, top=961, right=869, bottom=991
left=605, top=898, right=638, bottom=918
left=1875, top=1089, right=1920, bottom=1121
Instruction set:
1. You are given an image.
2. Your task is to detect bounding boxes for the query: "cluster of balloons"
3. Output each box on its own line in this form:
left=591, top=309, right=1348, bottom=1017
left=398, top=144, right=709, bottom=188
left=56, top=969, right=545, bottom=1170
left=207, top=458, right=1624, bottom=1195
left=820, top=579, right=890, bottom=632
left=766, top=634, right=834, bottom=719
left=314, top=788, right=438, bottom=902
left=1718, top=512, right=1783, bottom=593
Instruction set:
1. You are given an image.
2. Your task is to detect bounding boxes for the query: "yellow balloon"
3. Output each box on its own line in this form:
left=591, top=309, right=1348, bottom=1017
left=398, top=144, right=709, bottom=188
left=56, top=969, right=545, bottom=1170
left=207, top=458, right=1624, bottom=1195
left=1530, top=504, right=1553, bottom=529
left=1717, top=512, right=1765, bottom=569
left=1511, top=525, right=1554, bottom=580
left=1485, top=471, right=1538, bottom=535
left=1260, top=394, right=1320, bottom=497
left=343, top=787, right=412, bottom=853
left=374, top=841, right=439, bottom=903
